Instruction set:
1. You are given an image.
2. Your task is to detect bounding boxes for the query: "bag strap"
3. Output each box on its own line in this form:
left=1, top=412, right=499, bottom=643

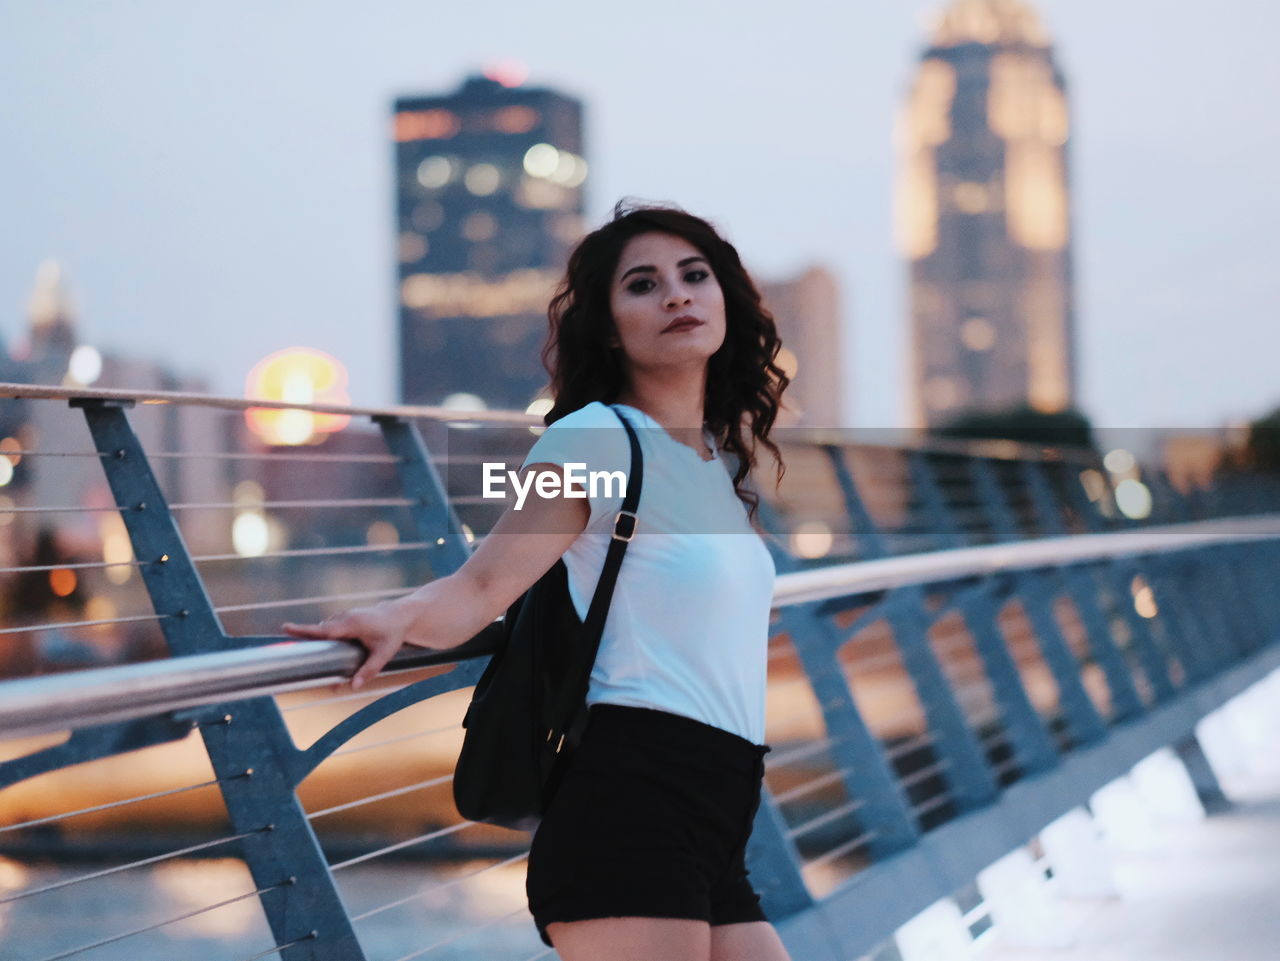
left=550, top=405, right=643, bottom=744
left=580, top=406, right=643, bottom=634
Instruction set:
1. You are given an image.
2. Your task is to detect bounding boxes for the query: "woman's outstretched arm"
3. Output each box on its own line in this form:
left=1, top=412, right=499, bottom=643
left=283, top=463, right=590, bottom=689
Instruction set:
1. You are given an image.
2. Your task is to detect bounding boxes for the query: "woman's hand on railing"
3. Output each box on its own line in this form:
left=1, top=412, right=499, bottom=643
left=282, top=468, right=591, bottom=690
left=284, top=597, right=424, bottom=690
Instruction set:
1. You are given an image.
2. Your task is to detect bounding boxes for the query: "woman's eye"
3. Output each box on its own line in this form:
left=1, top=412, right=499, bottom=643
left=685, top=269, right=710, bottom=283
left=627, top=278, right=655, bottom=294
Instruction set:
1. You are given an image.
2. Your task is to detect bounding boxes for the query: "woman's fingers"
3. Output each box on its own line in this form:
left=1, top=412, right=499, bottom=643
left=350, top=640, right=399, bottom=690
left=282, top=622, right=334, bottom=639
left=282, top=609, right=400, bottom=689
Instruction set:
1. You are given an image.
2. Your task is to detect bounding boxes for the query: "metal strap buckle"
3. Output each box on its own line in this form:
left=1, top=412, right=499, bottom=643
left=612, top=509, right=638, bottom=542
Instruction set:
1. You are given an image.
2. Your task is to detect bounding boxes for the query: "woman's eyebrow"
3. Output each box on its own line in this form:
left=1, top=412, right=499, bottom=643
left=619, top=256, right=709, bottom=282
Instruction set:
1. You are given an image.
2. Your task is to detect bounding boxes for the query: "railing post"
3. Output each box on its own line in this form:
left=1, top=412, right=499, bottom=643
left=747, top=790, right=816, bottom=919
left=908, top=451, right=965, bottom=547
left=967, top=459, right=1109, bottom=742
left=373, top=415, right=472, bottom=572
left=780, top=603, right=924, bottom=853
left=889, top=598, right=1002, bottom=809
left=958, top=587, right=1062, bottom=775
left=895, top=455, right=1001, bottom=808
left=1058, top=462, right=1192, bottom=691
left=824, top=445, right=887, bottom=558
left=1022, top=461, right=1153, bottom=715
left=755, top=492, right=921, bottom=862
left=967, top=458, right=1019, bottom=542
left=75, top=399, right=368, bottom=961
left=1147, top=559, right=1219, bottom=682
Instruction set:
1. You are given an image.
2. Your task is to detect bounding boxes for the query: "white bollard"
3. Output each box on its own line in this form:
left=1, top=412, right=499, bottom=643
left=893, top=898, right=973, bottom=961
left=1130, top=747, right=1205, bottom=823
left=1039, top=806, right=1118, bottom=899
left=975, top=846, right=1072, bottom=949
left=1089, top=775, right=1159, bottom=851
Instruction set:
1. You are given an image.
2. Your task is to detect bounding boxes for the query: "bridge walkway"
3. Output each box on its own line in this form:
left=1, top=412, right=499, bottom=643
left=973, top=718, right=1280, bottom=961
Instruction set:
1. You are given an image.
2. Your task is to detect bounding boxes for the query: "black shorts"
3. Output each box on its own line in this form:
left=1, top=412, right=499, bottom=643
left=526, top=704, right=770, bottom=946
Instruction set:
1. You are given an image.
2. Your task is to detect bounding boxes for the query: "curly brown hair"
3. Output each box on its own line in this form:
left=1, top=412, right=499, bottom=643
left=543, top=201, right=788, bottom=516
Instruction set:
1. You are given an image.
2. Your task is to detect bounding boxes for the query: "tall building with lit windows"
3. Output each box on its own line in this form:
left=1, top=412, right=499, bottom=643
left=393, top=72, right=586, bottom=411
left=897, top=0, right=1076, bottom=429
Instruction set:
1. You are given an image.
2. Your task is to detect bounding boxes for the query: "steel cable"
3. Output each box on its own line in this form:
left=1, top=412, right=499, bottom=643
left=307, top=774, right=454, bottom=820
left=0, top=777, right=231, bottom=833
left=328, top=820, right=474, bottom=871
left=804, top=828, right=881, bottom=870
left=34, top=881, right=288, bottom=961
left=351, top=851, right=529, bottom=922
left=0, top=829, right=267, bottom=903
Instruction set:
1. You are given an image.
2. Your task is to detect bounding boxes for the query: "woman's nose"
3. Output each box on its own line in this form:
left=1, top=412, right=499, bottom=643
left=664, top=285, right=693, bottom=309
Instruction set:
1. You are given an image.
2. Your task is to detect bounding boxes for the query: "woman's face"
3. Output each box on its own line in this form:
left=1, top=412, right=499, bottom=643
left=608, top=231, right=727, bottom=376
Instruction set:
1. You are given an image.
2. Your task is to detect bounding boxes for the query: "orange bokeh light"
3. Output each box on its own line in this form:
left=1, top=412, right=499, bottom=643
left=244, top=349, right=352, bottom=446
left=49, top=568, right=77, bottom=598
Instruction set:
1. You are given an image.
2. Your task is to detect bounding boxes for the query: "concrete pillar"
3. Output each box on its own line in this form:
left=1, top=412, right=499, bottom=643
left=1130, top=747, right=1206, bottom=823
left=1039, top=807, right=1118, bottom=899
left=893, top=898, right=973, bottom=961
left=976, top=846, right=1072, bottom=949
left=1089, top=775, right=1159, bottom=851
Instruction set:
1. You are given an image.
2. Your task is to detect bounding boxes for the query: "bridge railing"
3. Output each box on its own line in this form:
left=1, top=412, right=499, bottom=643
left=1, top=383, right=1278, bottom=961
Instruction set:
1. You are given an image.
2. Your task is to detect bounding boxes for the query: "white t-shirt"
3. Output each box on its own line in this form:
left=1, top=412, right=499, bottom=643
left=520, top=401, right=776, bottom=744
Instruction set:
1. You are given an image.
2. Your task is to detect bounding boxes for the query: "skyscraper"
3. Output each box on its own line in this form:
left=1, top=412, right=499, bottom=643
left=898, top=0, right=1076, bottom=429
left=394, top=73, right=586, bottom=411
left=758, top=266, right=845, bottom=428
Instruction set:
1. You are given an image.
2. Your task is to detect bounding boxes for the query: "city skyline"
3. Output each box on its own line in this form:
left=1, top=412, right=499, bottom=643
left=1, top=1, right=1277, bottom=429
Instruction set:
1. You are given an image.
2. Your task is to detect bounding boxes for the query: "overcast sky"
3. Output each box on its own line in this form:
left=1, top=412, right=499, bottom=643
left=2, top=0, right=1277, bottom=428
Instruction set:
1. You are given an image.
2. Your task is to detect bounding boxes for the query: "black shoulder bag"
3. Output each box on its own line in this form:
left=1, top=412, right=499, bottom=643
left=452, top=407, right=643, bottom=831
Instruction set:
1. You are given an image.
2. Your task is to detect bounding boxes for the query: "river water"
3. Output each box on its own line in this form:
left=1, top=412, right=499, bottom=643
left=0, top=858, right=551, bottom=961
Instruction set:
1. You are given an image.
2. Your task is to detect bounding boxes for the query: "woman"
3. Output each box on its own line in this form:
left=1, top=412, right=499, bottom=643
left=285, top=202, right=792, bottom=961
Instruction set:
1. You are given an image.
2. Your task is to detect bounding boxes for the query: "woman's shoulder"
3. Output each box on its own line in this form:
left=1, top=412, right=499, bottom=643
left=545, top=401, right=623, bottom=432
left=523, top=402, right=631, bottom=473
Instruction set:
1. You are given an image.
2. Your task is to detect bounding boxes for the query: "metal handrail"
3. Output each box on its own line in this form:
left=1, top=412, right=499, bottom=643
left=775, top=514, right=1280, bottom=606
left=0, top=381, right=540, bottom=425
left=3, top=513, right=1278, bottom=740
left=0, top=381, right=1099, bottom=463
left=0, top=628, right=500, bottom=740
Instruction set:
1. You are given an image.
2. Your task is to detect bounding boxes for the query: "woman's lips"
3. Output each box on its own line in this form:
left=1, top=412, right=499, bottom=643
left=662, top=316, right=703, bottom=333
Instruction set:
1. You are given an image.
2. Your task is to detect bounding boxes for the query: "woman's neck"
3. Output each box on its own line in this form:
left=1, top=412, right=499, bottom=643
left=615, top=373, right=712, bottom=458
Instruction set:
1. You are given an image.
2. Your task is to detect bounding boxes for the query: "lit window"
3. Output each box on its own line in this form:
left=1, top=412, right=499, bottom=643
left=952, top=182, right=990, bottom=214
left=398, top=232, right=428, bottom=263
left=924, top=375, right=960, bottom=410
left=411, top=201, right=445, bottom=232
left=465, top=163, right=501, bottom=196
left=523, top=143, right=560, bottom=178
left=462, top=212, right=498, bottom=242
left=490, top=106, right=539, bottom=134
left=417, top=156, right=453, bottom=189
left=516, top=175, right=571, bottom=210
left=551, top=214, right=586, bottom=244
left=960, top=317, right=996, bottom=351
left=395, top=109, right=460, bottom=142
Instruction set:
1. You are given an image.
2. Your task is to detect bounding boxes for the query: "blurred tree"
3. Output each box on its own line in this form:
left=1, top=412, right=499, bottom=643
left=1239, top=407, right=1280, bottom=473
left=932, top=405, right=1097, bottom=452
